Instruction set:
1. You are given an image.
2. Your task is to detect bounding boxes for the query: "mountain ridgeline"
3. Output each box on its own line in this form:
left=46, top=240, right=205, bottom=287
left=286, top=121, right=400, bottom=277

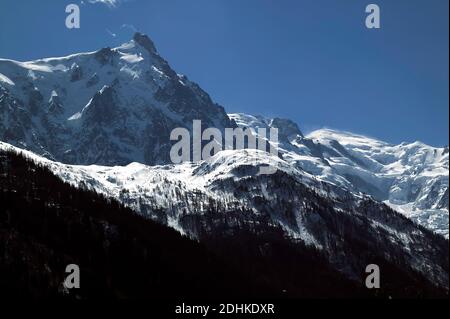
left=0, top=34, right=447, bottom=236
left=0, top=148, right=447, bottom=299
left=0, top=33, right=234, bottom=166
left=0, top=33, right=449, bottom=299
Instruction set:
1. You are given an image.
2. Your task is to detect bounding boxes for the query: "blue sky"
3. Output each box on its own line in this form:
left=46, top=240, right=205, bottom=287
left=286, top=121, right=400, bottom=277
left=0, top=0, right=448, bottom=146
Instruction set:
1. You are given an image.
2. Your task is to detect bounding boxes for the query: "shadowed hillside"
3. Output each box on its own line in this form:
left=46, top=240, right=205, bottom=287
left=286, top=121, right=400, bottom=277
left=0, top=149, right=447, bottom=299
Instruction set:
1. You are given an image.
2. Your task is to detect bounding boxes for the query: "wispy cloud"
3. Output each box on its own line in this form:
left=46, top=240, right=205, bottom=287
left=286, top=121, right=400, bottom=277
left=85, top=0, right=138, bottom=10
left=88, top=0, right=120, bottom=8
left=121, top=24, right=137, bottom=32
left=106, top=28, right=117, bottom=38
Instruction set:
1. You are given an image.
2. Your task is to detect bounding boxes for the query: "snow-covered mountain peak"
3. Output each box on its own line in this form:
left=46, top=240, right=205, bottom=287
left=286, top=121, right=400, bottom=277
left=307, top=128, right=390, bottom=149
left=0, top=32, right=234, bottom=166
left=229, top=114, right=449, bottom=237
left=308, top=128, right=448, bottom=171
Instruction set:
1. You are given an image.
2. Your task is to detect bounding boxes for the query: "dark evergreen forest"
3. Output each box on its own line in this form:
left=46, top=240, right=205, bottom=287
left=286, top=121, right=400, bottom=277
left=0, top=149, right=447, bottom=300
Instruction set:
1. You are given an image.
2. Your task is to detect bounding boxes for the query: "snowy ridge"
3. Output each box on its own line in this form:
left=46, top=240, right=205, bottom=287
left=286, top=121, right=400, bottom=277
left=0, top=140, right=321, bottom=239
left=229, top=114, right=449, bottom=237
left=1, top=140, right=448, bottom=288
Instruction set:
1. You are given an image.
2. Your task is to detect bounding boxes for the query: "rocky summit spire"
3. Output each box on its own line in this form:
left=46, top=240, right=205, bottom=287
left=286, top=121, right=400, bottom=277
left=133, top=32, right=157, bottom=54
left=270, top=117, right=304, bottom=138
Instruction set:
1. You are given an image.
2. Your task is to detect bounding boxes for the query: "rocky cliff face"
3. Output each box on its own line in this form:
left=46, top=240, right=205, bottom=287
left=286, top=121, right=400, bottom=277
left=0, top=33, right=234, bottom=166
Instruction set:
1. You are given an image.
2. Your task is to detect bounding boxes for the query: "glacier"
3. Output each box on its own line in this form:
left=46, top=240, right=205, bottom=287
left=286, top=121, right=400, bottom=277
left=229, top=113, right=449, bottom=238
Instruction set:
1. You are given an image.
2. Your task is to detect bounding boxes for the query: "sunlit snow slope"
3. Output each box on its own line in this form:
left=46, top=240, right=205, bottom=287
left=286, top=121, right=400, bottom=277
left=229, top=114, right=449, bottom=237
left=0, top=33, right=233, bottom=166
